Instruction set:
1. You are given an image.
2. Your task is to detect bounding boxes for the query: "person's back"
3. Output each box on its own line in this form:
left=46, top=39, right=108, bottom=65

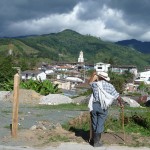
left=88, top=71, right=123, bottom=147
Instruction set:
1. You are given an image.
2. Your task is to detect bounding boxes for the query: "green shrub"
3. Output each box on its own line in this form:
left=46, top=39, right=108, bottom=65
left=20, top=79, right=59, bottom=95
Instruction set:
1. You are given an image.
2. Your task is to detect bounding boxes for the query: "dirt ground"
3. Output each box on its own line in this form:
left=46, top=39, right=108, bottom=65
left=1, top=89, right=150, bottom=148
left=1, top=113, right=150, bottom=148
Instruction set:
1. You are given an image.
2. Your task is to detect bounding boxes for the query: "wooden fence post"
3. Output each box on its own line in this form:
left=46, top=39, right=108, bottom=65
left=12, top=73, right=20, bottom=138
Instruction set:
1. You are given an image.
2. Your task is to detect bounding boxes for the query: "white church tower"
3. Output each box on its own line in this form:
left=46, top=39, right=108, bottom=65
left=8, top=43, right=13, bottom=56
left=78, top=51, right=84, bottom=63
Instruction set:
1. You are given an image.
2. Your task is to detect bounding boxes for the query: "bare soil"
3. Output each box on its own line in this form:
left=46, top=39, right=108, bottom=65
left=1, top=113, right=150, bottom=148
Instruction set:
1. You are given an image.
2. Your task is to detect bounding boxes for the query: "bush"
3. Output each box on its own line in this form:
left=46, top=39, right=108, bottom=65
left=20, top=79, right=59, bottom=95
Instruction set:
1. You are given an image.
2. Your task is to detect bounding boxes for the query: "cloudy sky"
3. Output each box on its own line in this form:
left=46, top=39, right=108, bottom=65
left=0, top=0, right=150, bottom=42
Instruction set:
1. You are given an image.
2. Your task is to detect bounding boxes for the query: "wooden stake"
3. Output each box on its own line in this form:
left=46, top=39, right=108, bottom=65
left=12, top=73, right=20, bottom=138
left=121, top=107, right=125, bottom=143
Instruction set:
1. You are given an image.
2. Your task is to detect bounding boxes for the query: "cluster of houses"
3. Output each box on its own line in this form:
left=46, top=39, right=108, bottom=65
left=20, top=51, right=150, bottom=94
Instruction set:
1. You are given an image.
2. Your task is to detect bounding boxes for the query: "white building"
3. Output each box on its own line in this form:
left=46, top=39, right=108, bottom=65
left=65, top=77, right=84, bottom=83
left=111, top=65, right=137, bottom=76
left=21, top=70, right=46, bottom=81
left=78, top=51, right=84, bottom=63
left=135, top=71, right=150, bottom=84
left=94, top=62, right=110, bottom=72
left=45, top=70, right=54, bottom=75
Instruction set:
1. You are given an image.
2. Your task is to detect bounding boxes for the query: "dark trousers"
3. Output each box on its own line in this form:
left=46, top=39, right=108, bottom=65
left=91, top=102, right=108, bottom=134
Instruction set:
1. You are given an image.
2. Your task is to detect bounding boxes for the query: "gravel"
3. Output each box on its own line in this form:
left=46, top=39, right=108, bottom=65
left=0, top=90, right=83, bottom=105
left=39, top=94, right=73, bottom=105
left=0, top=91, right=11, bottom=101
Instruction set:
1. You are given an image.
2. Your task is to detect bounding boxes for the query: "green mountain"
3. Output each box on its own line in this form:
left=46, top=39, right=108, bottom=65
left=0, top=29, right=150, bottom=70
left=116, top=39, right=150, bottom=54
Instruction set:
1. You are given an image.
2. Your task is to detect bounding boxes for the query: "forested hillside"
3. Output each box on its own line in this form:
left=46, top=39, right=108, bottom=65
left=0, top=29, right=150, bottom=70
left=115, top=39, right=150, bottom=54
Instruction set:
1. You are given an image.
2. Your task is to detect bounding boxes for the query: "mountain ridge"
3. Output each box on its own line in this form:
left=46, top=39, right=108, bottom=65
left=115, top=39, right=150, bottom=54
left=0, top=29, right=150, bottom=70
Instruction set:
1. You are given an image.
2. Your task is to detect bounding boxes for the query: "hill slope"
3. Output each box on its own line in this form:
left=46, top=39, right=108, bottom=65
left=115, top=39, right=150, bottom=54
left=0, top=29, right=150, bottom=70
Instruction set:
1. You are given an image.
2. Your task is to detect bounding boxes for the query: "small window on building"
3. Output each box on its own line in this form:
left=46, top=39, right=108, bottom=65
left=25, top=74, right=28, bottom=78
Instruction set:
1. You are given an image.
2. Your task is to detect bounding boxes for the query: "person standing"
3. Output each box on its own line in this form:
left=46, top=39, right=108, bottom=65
left=88, top=71, right=123, bottom=147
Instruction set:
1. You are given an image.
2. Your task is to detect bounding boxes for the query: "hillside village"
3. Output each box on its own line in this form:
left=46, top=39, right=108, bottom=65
left=18, top=50, right=150, bottom=106
left=0, top=50, right=149, bottom=148
left=0, top=32, right=150, bottom=150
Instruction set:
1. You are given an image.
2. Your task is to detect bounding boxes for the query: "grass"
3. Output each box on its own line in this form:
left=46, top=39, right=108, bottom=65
left=36, top=114, right=43, bottom=117
left=33, top=103, right=88, bottom=111
left=62, top=105, right=150, bottom=137
left=48, top=135, right=70, bottom=142
left=4, top=125, right=11, bottom=129
left=106, top=106, right=150, bottom=136
left=43, top=135, right=70, bottom=144
left=4, top=124, right=24, bottom=130
left=1, top=110, right=12, bottom=114
left=62, top=111, right=90, bottom=132
left=61, top=106, right=150, bottom=147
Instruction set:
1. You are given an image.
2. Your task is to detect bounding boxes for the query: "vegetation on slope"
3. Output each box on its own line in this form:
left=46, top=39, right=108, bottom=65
left=0, top=29, right=150, bottom=70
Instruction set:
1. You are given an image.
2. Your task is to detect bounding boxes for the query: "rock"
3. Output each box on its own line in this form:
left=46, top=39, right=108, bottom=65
left=30, top=124, right=47, bottom=130
left=0, top=91, right=11, bottom=101
left=30, top=125, right=37, bottom=130
left=121, top=96, right=141, bottom=107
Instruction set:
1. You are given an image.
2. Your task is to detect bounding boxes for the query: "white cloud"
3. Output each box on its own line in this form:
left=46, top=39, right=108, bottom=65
left=4, top=0, right=150, bottom=42
left=140, top=31, right=150, bottom=42
left=8, top=4, right=81, bottom=36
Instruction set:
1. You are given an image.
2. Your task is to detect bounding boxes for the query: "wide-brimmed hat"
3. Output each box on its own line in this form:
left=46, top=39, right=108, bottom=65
left=96, top=71, right=110, bottom=81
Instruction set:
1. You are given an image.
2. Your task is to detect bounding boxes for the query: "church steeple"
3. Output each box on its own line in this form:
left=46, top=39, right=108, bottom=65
left=78, top=51, right=84, bottom=63
left=8, top=43, right=13, bottom=55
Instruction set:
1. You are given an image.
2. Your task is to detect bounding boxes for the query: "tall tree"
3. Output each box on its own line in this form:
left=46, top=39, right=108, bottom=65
left=0, top=56, right=17, bottom=90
